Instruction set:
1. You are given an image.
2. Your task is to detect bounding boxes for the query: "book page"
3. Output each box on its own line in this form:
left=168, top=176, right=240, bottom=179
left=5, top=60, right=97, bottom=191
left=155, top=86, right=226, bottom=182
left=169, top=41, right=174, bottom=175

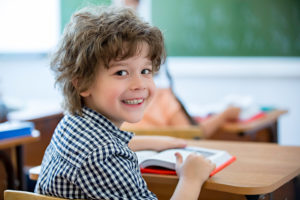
left=136, top=150, right=158, bottom=164
left=183, top=147, right=215, bottom=158
left=138, top=146, right=233, bottom=170
left=186, top=146, right=232, bottom=168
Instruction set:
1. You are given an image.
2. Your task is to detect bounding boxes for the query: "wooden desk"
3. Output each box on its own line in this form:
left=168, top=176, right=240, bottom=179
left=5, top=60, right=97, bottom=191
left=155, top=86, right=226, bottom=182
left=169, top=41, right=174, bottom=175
left=0, top=131, right=40, bottom=190
left=30, top=140, right=300, bottom=200
left=210, top=109, right=287, bottom=143
left=144, top=140, right=299, bottom=200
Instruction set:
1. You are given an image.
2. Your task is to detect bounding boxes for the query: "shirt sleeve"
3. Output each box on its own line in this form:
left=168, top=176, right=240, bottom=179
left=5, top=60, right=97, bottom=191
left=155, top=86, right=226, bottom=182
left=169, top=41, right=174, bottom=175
left=76, top=143, right=157, bottom=200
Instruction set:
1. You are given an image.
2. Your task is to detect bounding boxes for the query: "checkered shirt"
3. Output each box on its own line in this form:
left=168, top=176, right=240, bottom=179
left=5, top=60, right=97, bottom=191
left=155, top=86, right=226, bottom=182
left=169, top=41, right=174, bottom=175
left=35, top=107, right=157, bottom=200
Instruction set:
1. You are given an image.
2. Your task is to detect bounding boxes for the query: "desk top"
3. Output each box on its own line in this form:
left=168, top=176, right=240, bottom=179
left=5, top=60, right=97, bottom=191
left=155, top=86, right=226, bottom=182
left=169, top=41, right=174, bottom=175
left=29, top=139, right=300, bottom=196
left=0, top=130, right=40, bottom=149
left=143, top=140, right=300, bottom=195
left=7, top=101, right=63, bottom=121
left=221, top=109, right=287, bottom=133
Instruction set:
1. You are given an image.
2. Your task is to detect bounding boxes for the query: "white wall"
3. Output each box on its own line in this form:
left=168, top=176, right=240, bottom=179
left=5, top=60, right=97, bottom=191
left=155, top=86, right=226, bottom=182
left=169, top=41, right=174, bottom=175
left=0, top=56, right=62, bottom=119
left=0, top=57, right=60, bottom=102
left=0, top=0, right=59, bottom=53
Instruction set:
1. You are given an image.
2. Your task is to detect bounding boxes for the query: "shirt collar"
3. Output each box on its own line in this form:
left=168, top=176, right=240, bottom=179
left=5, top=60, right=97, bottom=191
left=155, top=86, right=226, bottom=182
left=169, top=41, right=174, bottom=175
left=81, top=107, right=134, bottom=144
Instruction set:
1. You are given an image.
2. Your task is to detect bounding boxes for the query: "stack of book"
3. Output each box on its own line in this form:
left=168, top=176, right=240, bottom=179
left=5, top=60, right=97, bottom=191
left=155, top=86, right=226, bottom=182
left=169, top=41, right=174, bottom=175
left=0, top=121, right=34, bottom=140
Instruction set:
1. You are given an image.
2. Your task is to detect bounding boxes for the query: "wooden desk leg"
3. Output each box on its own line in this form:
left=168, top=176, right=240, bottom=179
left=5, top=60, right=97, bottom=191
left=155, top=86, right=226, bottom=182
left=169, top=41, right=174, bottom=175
left=0, top=150, right=16, bottom=189
left=294, top=175, right=300, bottom=199
left=246, top=179, right=297, bottom=200
left=269, top=121, right=278, bottom=143
left=16, top=145, right=26, bottom=190
left=245, top=195, right=267, bottom=200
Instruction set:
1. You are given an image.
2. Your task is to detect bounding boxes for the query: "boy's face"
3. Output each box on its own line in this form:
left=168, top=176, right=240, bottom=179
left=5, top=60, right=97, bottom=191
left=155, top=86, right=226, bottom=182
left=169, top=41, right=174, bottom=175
left=80, top=42, right=156, bottom=127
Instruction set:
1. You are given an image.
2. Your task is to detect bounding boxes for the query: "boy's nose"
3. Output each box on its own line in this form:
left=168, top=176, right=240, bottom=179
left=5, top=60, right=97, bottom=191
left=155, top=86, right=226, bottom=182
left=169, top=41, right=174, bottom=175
left=129, top=75, right=146, bottom=91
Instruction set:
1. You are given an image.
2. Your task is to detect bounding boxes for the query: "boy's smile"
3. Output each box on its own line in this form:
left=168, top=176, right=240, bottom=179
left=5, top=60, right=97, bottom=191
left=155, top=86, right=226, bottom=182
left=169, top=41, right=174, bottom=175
left=122, top=98, right=144, bottom=105
left=80, top=42, right=156, bottom=127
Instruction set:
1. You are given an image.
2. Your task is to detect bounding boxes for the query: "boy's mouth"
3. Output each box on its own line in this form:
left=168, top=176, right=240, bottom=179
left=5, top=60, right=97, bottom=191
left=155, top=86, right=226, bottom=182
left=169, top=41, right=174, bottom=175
left=122, top=98, right=144, bottom=105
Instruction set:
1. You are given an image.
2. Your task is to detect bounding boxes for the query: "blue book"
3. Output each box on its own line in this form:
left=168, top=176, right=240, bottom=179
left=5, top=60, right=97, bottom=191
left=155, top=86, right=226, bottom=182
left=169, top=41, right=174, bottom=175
left=0, top=121, right=34, bottom=140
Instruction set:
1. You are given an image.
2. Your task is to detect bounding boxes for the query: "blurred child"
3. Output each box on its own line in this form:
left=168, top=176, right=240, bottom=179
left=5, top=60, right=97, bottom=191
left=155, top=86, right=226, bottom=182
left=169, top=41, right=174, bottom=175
left=35, top=6, right=215, bottom=199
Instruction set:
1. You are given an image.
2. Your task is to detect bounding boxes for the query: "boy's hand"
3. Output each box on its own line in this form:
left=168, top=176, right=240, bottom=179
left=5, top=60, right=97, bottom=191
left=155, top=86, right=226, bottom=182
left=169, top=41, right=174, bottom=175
left=223, top=106, right=241, bottom=121
left=170, top=153, right=216, bottom=200
left=175, top=152, right=216, bottom=184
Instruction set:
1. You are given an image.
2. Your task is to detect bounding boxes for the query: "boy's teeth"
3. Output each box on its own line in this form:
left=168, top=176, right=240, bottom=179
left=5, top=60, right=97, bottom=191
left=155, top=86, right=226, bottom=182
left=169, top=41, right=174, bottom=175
left=124, top=99, right=143, bottom=104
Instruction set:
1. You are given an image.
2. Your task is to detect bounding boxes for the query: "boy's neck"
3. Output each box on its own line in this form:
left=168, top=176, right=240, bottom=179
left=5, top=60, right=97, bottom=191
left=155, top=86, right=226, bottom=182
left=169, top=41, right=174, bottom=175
left=83, top=106, right=124, bottom=128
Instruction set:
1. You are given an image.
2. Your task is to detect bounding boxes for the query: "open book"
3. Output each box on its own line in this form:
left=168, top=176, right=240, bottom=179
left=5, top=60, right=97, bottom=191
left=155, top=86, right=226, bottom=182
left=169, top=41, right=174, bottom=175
left=136, top=146, right=236, bottom=177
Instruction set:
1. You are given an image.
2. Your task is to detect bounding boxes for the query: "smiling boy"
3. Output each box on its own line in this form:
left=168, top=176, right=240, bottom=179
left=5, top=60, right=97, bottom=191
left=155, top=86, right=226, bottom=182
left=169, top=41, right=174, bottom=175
left=35, top=6, right=215, bottom=200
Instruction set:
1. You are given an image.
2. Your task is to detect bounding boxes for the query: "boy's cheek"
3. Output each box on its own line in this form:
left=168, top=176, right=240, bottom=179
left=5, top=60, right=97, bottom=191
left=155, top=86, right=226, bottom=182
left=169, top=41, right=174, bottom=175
left=152, top=86, right=157, bottom=95
left=149, top=80, right=157, bottom=93
left=147, top=86, right=156, bottom=106
left=147, top=86, right=156, bottom=103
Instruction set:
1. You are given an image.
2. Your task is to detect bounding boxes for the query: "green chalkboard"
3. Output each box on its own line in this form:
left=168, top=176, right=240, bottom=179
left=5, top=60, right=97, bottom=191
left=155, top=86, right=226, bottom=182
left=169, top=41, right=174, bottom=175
left=152, top=0, right=300, bottom=56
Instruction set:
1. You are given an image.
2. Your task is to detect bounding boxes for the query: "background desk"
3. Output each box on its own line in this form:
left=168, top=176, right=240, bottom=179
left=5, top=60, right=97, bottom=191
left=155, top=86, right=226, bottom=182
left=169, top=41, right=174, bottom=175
left=130, top=110, right=287, bottom=142
left=209, top=110, right=287, bottom=143
left=0, top=131, right=40, bottom=192
left=8, top=109, right=63, bottom=167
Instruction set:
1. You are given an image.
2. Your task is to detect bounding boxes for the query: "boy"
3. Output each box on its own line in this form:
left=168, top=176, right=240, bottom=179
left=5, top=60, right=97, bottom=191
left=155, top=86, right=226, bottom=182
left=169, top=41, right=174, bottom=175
left=35, top=6, right=215, bottom=199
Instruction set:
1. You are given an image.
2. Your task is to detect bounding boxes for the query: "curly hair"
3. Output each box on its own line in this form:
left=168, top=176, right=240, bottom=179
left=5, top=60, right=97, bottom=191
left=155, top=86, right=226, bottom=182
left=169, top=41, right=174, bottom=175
left=51, top=5, right=166, bottom=115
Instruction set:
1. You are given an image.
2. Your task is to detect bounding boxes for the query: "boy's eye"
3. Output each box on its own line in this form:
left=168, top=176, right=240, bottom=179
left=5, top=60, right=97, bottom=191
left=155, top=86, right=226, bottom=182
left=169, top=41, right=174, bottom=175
left=141, top=69, right=152, bottom=74
left=115, top=70, right=128, bottom=76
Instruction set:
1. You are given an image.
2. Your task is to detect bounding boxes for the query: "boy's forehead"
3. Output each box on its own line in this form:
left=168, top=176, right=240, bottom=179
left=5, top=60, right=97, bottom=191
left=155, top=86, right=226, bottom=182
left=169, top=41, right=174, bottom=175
left=109, top=57, right=152, bottom=68
left=108, top=42, right=152, bottom=67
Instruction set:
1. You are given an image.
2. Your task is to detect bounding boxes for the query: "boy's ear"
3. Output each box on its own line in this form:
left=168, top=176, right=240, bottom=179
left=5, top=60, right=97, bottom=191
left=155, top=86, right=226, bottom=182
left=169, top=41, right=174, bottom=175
left=79, top=90, right=91, bottom=97
left=72, top=78, right=90, bottom=97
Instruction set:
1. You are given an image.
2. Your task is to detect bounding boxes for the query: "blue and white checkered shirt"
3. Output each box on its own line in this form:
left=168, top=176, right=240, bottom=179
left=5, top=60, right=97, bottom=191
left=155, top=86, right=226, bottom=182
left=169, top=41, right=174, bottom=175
left=35, top=107, right=157, bottom=200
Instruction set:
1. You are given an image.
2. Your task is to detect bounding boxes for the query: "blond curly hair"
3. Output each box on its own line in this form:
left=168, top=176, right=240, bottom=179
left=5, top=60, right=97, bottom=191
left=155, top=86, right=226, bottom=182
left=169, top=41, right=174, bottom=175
left=51, top=6, right=166, bottom=115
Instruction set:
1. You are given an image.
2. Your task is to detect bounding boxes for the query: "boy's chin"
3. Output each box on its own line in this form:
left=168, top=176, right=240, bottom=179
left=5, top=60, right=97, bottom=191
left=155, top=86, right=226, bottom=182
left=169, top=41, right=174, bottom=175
left=126, top=116, right=143, bottom=124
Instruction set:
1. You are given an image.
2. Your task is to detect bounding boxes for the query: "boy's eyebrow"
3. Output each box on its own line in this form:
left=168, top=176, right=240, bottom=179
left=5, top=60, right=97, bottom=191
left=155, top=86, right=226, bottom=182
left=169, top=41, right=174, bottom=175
left=109, top=61, right=128, bottom=68
left=142, top=60, right=153, bottom=66
left=110, top=60, right=152, bottom=68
